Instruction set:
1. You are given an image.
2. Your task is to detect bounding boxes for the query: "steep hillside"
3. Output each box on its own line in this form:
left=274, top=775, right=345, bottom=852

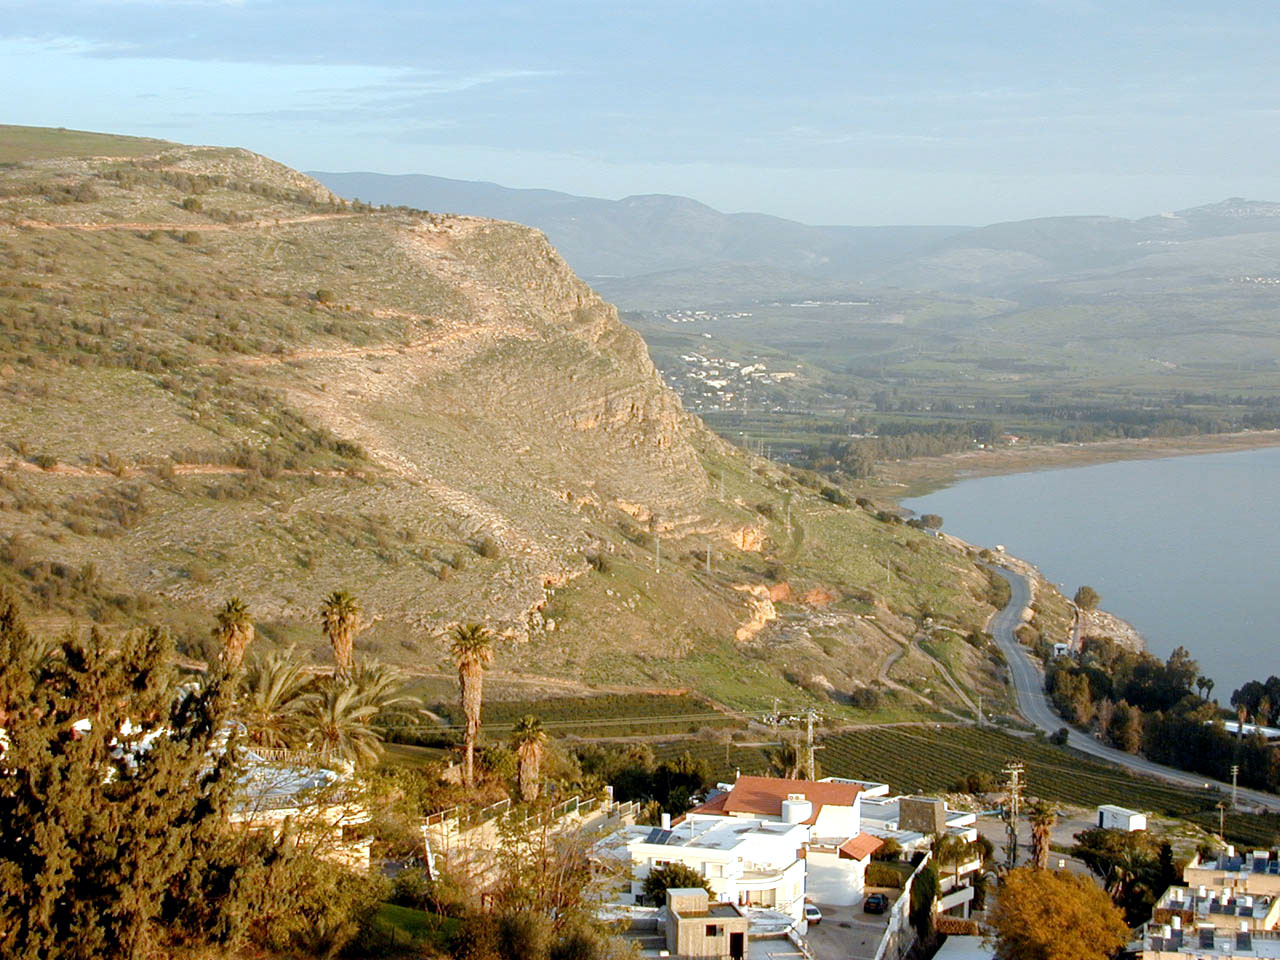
left=0, top=127, right=1008, bottom=718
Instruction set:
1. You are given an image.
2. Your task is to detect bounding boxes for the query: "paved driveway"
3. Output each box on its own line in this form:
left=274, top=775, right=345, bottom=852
left=805, top=901, right=894, bottom=960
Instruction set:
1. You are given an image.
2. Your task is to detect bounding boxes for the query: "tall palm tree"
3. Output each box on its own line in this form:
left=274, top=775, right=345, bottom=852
left=213, top=597, right=254, bottom=670
left=302, top=681, right=382, bottom=766
left=320, top=590, right=360, bottom=678
left=1204, top=678, right=1215, bottom=702
left=1028, top=800, right=1056, bottom=870
left=932, top=833, right=971, bottom=889
left=238, top=647, right=312, bottom=748
left=1237, top=702, right=1249, bottom=739
left=450, top=622, right=495, bottom=788
left=1195, top=676, right=1208, bottom=700
left=511, top=715, right=547, bottom=803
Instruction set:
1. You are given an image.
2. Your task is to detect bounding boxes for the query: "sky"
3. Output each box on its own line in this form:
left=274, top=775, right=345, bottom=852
left=3, top=1, right=1279, bottom=225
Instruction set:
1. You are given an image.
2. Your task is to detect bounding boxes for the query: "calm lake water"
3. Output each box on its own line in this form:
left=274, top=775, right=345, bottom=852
left=902, top=445, right=1280, bottom=699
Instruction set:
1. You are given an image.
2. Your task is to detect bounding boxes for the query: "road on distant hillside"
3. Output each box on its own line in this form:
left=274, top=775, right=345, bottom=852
left=985, top=564, right=1280, bottom=814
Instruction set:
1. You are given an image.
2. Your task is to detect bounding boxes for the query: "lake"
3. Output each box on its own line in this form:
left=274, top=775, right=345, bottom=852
left=901, top=445, right=1280, bottom=699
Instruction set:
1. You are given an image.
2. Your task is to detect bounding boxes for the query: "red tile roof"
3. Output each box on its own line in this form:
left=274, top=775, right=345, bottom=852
left=716, top=776, right=862, bottom=825
left=685, top=791, right=730, bottom=818
left=839, top=833, right=884, bottom=860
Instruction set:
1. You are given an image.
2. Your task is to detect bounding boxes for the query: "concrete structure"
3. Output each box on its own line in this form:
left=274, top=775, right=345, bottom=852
left=1186, top=849, right=1280, bottom=898
left=231, top=749, right=372, bottom=869
left=1142, top=922, right=1280, bottom=960
left=614, top=817, right=808, bottom=920
left=665, top=888, right=748, bottom=960
left=1152, top=885, right=1280, bottom=933
left=423, top=793, right=637, bottom=888
left=804, top=833, right=883, bottom=905
left=1098, top=804, right=1147, bottom=832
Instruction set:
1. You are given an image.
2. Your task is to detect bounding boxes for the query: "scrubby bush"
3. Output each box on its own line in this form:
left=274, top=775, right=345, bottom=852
left=867, top=862, right=907, bottom=888
left=478, top=536, right=501, bottom=560
left=820, top=486, right=851, bottom=507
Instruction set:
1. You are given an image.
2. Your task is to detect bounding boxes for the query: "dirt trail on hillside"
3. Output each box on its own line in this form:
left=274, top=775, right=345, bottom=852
left=6, top=459, right=346, bottom=480
left=16, top=212, right=361, bottom=232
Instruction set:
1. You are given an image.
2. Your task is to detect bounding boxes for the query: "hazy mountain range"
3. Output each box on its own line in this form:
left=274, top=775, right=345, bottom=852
left=310, top=171, right=1280, bottom=308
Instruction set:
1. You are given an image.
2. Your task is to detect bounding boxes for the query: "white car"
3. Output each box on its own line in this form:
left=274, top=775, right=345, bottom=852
left=804, top=904, right=822, bottom=925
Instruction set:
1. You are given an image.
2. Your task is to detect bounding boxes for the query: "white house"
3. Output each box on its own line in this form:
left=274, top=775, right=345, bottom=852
left=616, top=816, right=809, bottom=921
left=682, top=776, right=888, bottom=908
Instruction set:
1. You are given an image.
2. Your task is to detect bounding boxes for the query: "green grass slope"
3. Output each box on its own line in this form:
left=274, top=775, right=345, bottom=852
left=0, top=127, right=1010, bottom=721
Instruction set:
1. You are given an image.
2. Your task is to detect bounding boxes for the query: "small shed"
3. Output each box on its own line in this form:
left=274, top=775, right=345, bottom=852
left=1097, top=804, right=1147, bottom=832
left=666, top=888, right=749, bottom=960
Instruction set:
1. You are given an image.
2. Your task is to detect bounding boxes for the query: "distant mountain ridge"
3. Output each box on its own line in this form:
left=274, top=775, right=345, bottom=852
left=310, top=171, right=1280, bottom=308
left=308, top=171, right=968, bottom=304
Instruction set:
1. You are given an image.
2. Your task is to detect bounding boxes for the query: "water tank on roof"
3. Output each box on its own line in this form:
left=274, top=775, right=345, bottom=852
left=782, top=795, right=812, bottom=824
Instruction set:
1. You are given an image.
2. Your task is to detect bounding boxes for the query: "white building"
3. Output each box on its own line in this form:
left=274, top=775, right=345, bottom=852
left=615, top=817, right=809, bottom=920
left=1098, top=804, right=1147, bottom=832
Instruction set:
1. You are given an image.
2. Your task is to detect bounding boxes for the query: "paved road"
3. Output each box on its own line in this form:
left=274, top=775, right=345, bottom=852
left=985, top=564, right=1280, bottom=814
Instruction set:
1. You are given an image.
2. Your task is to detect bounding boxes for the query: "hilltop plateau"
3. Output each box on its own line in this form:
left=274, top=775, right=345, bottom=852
left=0, top=125, right=1012, bottom=720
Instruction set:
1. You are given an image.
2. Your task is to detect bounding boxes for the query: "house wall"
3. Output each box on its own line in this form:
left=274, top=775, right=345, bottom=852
left=805, top=850, right=868, bottom=906
left=813, top=797, right=862, bottom=837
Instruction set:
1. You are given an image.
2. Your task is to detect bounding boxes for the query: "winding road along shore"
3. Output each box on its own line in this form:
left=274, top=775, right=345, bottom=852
left=986, top=564, right=1280, bottom=814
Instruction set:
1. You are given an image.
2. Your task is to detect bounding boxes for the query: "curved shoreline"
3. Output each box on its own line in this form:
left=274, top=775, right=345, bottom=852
left=865, top=429, right=1280, bottom=500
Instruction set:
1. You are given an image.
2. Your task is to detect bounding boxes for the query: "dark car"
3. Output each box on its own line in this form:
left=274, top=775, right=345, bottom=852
left=863, top=893, right=889, bottom=914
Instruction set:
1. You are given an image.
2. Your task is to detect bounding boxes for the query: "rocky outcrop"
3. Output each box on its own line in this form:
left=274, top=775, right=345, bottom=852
left=733, top=584, right=778, bottom=642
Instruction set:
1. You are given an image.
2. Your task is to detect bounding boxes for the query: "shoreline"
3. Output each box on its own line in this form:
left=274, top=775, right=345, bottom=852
left=862, top=429, right=1280, bottom=500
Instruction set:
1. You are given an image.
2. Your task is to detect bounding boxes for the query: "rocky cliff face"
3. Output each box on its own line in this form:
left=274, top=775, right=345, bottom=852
left=0, top=141, right=731, bottom=646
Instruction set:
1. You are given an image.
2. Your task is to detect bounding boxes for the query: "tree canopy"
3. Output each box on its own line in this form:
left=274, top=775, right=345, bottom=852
left=991, top=868, right=1129, bottom=960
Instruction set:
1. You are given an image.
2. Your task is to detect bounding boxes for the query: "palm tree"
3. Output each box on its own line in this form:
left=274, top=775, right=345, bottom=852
left=213, top=597, right=254, bottom=670
left=1259, top=696, right=1273, bottom=728
left=238, top=647, right=312, bottom=748
left=1195, top=675, right=1208, bottom=700
left=511, top=715, right=547, bottom=803
left=1204, top=678, right=1215, bottom=702
left=1028, top=800, right=1056, bottom=870
left=1237, top=702, right=1249, bottom=739
left=302, top=681, right=382, bottom=766
left=320, top=590, right=360, bottom=678
left=765, top=738, right=805, bottom=779
left=349, top=659, right=419, bottom=715
left=450, top=623, right=495, bottom=788
left=932, top=833, right=971, bottom=889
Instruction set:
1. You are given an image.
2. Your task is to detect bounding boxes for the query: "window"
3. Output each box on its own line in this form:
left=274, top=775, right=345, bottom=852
left=706, top=924, right=721, bottom=937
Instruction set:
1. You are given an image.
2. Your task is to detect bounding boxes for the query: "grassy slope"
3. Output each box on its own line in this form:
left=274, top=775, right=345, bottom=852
left=0, top=127, right=1008, bottom=724
left=0, top=124, right=177, bottom=163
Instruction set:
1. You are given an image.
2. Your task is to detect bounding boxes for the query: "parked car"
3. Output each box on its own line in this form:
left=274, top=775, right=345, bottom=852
left=863, top=893, right=889, bottom=914
left=804, top=904, right=822, bottom=925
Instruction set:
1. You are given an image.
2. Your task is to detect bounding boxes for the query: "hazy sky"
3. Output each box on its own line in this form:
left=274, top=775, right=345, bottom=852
left=3, top=1, right=1278, bottom=224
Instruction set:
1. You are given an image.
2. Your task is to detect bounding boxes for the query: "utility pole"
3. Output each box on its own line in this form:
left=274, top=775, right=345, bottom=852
left=705, top=543, right=711, bottom=574
left=1218, top=800, right=1227, bottom=839
left=1002, top=761, right=1025, bottom=868
left=1232, top=765, right=1240, bottom=809
left=977, top=694, right=983, bottom=727
left=805, top=709, right=817, bottom=781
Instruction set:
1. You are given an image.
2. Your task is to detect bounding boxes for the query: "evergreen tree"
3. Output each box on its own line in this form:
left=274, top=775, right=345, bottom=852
left=0, top=598, right=242, bottom=960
